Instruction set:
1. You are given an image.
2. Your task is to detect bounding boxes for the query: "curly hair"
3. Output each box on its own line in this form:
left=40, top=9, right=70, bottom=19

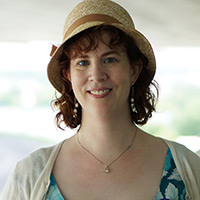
left=51, top=25, right=159, bottom=130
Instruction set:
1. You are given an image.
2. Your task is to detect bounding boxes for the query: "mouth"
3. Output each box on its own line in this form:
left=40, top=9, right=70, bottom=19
left=88, top=89, right=112, bottom=98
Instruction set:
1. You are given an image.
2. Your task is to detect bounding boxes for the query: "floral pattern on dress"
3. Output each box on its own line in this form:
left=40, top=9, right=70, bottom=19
left=154, top=148, right=186, bottom=200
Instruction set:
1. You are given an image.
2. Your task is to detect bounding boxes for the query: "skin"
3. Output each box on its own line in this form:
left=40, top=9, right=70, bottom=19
left=53, top=33, right=168, bottom=200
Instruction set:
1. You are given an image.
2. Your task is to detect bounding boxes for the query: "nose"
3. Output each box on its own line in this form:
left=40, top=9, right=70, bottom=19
left=88, top=62, right=108, bottom=82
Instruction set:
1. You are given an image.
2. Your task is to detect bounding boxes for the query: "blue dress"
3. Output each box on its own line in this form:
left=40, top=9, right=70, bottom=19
left=46, top=173, right=64, bottom=200
left=46, top=148, right=186, bottom=200
left=154, top=148, right=186, bottom=200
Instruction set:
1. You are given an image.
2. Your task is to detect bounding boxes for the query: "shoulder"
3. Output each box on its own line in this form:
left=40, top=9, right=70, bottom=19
left=163, top=139, right=200, bottom=160
left=14, top=140, right=66, bottom=183
left=15, top=141, right=63, bottom=173
left=163, top=139, right=200, bottom=168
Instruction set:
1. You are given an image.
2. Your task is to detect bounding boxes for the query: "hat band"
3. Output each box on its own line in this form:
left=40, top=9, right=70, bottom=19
left=63, top=14, right=122, bottom=40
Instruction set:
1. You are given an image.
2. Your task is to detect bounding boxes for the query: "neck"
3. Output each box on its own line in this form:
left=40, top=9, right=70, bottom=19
left=77, top=109, right=137, bottom=164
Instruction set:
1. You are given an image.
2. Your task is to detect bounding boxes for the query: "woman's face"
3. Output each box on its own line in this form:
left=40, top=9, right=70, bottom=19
left=65, top=33, right=141, bottom=117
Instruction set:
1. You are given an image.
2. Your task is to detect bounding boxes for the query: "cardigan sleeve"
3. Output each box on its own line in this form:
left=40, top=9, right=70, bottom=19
left=0, top=161, right=31, bottom=200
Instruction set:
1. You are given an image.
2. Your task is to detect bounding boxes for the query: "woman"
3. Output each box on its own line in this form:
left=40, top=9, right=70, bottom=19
left=1, top=0, right=200, bottom=199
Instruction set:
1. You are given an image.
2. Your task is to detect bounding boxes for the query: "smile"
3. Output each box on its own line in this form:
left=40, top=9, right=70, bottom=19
left=88, top=89, right=112, bottom=98
left=90, top=89, right=110, bottom=95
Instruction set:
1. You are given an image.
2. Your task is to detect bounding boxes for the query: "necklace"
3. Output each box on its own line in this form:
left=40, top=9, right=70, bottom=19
left=77, top=127, right=137, bottom=174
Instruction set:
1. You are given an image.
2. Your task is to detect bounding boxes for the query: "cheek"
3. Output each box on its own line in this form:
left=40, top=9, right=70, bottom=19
left=112, top=68, right=133, bottom=86
left=112, top=68, right=132, bottom=99
left=70, top=70, right=87, bottom=95
left=70, top=68, right=81, bottom=82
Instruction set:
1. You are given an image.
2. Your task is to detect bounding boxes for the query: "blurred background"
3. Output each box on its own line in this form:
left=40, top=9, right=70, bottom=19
left=0, top=0, right=200, bottom=195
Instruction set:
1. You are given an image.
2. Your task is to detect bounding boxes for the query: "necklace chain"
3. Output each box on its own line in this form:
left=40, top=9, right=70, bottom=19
left=77, top=127, right=137, bottom=174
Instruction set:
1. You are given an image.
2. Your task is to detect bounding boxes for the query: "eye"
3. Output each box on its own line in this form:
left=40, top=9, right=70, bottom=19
left=78, top=60, right=89, bottom=66
left=104, top=57, right=117, bottom=64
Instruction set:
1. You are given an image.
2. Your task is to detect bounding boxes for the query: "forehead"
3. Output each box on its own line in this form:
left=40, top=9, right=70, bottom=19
left=65, top=29, right=126, bottom=59
left=77, top=32, right=112, bottom=52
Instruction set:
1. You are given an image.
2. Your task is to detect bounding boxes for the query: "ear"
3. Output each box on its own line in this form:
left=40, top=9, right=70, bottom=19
left=62, top=68, right=71, bottom=81
left=131, top=62, right=143, bottom=83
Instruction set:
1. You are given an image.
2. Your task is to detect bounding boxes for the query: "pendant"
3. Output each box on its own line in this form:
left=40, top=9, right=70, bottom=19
left=105, top=165, right=110, bottom=174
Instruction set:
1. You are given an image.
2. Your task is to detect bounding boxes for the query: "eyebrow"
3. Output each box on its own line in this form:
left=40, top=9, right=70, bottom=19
left=101, top=50, right=121, bottom=57
left=73, top=50, right=121, bottom=60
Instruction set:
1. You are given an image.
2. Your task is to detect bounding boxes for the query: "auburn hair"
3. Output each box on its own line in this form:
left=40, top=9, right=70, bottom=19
left=51, top=25, right=159, bottom=130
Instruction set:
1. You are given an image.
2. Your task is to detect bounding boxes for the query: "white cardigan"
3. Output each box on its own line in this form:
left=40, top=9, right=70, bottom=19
left=1, top=139, right=200, bottom=200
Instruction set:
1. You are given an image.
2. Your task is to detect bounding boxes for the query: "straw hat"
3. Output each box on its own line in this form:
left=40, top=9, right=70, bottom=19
left=47, top=0, right=156, bottom=93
